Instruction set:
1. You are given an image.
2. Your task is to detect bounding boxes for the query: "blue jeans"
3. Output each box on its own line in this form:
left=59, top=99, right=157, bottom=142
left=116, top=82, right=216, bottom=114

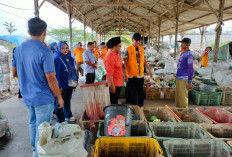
left=25, top=103, right=54, bottom=157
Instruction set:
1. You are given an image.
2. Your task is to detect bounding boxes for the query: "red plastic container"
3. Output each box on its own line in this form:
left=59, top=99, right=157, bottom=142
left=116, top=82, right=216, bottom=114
left=80, top=82, right=110, bottom=120
left=196, top=107, right=232, bottom=124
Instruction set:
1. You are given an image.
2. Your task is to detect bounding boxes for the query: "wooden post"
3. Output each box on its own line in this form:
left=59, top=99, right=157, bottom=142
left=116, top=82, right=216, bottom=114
left=69, top=11, right=73, bottom=52
left=199, top=26, right=207, bottom=49
left=34, top=0, right=39, bottom=17
left=148, top=21, right=151, bottom=48
left=180, top=32, right=185, bottom=39
left=91, top=22, right=93, bottom=41
left=65, top=0, right=73, bottom=53
left=214, top=0, right=225, bottom=62
left=169, top=35, right=173, bottom=44
left=143, top=30, right=145, bottom=46
left=174, top=0, right=179, bottom=59
left=96, top=33, right=99, bottom=43
left=83, top=15, right=86, bottom=49
left=157, top=16, right=162, bottom=53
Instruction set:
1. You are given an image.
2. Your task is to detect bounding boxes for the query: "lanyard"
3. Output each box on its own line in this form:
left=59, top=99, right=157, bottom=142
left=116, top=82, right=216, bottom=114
left=59, top=57, right=69, bottom=72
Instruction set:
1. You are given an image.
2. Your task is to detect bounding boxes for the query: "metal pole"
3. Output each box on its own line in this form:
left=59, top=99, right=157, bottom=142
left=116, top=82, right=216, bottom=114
left=214, top=0, right=225, bottom=62
left=34, top=0, right=39, bottom=17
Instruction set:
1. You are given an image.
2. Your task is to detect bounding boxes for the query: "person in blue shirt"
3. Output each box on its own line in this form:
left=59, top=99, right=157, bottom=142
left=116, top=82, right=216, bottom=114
left=83, top=42, right=97, bottom=84
left=12, top=17, right=64, bottom=157
left=54, top=41, right=78, bottom=122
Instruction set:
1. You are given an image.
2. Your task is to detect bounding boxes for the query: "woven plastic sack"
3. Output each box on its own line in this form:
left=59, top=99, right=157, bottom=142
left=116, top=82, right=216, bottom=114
left=0, top=111, right=9, bottom=138
left=37, top=122, right=87, bottom=157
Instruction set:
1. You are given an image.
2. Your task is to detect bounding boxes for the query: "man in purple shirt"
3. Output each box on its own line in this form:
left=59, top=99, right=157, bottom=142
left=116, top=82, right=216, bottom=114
left=176, top=38, right=194, bottom=108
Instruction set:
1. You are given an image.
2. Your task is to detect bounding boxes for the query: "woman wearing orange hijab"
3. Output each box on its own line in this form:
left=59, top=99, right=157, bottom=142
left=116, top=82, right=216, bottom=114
left=201, top=46, right=212, bottom=67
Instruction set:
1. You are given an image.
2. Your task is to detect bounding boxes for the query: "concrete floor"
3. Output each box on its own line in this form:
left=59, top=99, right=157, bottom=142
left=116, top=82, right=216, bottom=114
left=0, top=88, right=196, bottom=157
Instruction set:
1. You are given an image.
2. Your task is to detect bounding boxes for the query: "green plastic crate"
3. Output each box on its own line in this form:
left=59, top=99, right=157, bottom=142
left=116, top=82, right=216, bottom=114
left=97, top=121, right=152, bottom=138
left=194, top=90, right=223, bottom=106
left=149, top=122, right=211, bottom=151
left=163, top=139, right=232, bottom=157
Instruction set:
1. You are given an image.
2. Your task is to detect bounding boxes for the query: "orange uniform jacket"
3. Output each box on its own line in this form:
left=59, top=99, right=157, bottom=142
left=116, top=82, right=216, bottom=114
left=126, top=45, right=144, bottom=77
left=74, top=48, right=85, bottom=63
left=93, top=47, right=99, bottom=60
left=101, top=48, right=108, bottom=60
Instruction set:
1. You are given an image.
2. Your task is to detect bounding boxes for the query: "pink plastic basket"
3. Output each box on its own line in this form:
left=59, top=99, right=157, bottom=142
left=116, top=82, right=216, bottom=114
left=196, top=107, right=232, bottom=124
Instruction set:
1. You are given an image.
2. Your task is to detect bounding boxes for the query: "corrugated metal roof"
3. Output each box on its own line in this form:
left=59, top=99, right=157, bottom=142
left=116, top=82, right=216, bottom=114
left=46, top=0, right=232, bottom=37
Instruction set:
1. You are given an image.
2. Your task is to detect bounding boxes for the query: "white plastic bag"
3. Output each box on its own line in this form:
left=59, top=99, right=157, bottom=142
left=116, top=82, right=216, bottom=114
left=164, top=58, right=177, bottom=74
left=37, top=122, right=87, bottom=157
left=95, top=60, right=106, bottom=80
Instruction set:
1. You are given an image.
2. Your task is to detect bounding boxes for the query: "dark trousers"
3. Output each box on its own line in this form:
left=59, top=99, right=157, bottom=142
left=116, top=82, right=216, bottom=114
left=18, top=89, right=22, bottom=98
left=55, top=88, right=73, bottom=122
left=55, top=98, right=65, bottom=123
left=86, top=73, right=95, bottom=84
left=110, top=87, right=122, bottom=104
left=126, top=77, right=144, bottom=107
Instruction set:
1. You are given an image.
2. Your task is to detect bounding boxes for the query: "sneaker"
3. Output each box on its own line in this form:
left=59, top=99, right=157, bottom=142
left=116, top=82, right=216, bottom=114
left=69, top=117, right=76, bottom=121
left=65, top=118, right=70, bottom=121
left=32, top=151, right=36, bottom=157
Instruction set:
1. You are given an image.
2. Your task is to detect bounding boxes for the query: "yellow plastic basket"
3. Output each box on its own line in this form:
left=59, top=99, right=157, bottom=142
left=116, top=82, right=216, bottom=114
left=94, top=137, right=164, bottom=157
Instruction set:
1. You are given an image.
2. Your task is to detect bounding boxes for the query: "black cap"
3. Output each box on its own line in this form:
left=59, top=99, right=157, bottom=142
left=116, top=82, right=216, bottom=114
left=132, top=33, right=141, bottom=41
left=106, top=37, right=121, bottom=49
left=100, top=42, right=105, bottom=45
left=178, top=38, right=191, bottom=44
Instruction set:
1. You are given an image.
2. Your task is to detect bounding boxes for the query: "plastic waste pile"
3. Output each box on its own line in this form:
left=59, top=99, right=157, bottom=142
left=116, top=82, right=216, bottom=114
left=0, top=46, right=19, bottom=98
left=0, top=46, right=10, bottom=93
left=196, top=60, right=232, bottom=87
left=144, top=75, right=176, bottom=88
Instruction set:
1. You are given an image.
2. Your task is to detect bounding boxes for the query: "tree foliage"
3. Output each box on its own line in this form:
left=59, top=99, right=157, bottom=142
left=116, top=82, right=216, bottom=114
left=105, top=30, right=132, bottom=47
left=3, top=22, right=17, bottom=35
left=48, top=27, right=96, bottom=42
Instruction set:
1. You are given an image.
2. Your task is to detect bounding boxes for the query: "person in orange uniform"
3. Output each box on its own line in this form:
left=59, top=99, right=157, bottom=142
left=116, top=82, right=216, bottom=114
left=124, top=33, right=153, bottom=107
left=93, top=41, right=100, bottom=60
left=99, top=42, right=108, bottom=60
left=201, top=46, right=212, bottom=68
left=104, top=37, right=124, bottom=104
left=73, top=42, right=85, bottom=77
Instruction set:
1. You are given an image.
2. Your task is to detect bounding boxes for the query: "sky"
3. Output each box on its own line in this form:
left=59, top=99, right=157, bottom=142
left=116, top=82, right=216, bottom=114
left=0, top=0, right=232, bottom=38
left=0, top=0, right=91, bottom=37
